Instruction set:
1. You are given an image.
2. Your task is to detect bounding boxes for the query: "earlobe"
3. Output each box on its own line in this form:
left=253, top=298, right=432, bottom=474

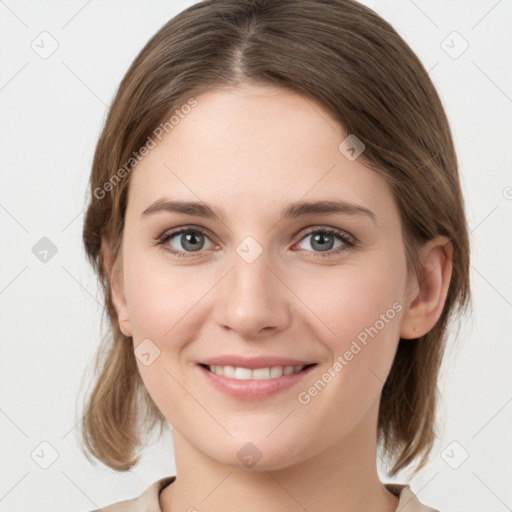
left=101, top=238, right=133, bottom=338
left=400, top=236, right=453, bottom=340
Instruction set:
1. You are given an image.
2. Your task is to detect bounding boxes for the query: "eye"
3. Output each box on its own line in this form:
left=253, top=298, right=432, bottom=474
left=157, top=225, right=356, bottom=259
left=294, top=227, right=355, bottom=257
left=157, top=227, right=215, bottom=258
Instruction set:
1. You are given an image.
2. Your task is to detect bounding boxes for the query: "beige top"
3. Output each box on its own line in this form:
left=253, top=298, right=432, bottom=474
left=91, top=476, right=441, bottom=512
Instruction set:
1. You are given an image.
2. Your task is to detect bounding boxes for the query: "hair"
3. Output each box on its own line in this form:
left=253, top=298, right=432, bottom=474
left=79, top=0, right=471, bottom=477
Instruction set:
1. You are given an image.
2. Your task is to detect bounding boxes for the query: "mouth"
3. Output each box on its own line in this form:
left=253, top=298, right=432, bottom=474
left=196, top=362, right=318, bottom=400
left=198, top=363, right=317, bottom=380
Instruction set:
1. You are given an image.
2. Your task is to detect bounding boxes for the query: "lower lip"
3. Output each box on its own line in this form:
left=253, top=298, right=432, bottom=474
left=197, top=364, right=317, bottom=400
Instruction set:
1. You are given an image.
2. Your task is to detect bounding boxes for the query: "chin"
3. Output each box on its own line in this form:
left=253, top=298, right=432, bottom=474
left=199, top=434, right=313, bottom=473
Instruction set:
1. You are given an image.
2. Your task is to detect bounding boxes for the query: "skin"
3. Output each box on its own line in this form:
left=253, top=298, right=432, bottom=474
left=102, top=83, right=453, bottom=512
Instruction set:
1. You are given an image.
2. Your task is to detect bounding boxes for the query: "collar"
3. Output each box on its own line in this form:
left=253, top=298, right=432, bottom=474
left=106, top=475, right=440, bottom=512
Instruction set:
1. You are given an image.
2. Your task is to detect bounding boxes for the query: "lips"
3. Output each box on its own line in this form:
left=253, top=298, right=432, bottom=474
left=196, top=355, right=318, bottom=400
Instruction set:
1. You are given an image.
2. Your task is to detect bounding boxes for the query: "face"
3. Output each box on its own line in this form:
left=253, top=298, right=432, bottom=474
left=109, top=84, right=414, bottom=470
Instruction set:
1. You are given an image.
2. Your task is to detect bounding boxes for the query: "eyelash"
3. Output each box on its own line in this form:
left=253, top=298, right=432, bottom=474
left=156, top=225, right=356, bottom=259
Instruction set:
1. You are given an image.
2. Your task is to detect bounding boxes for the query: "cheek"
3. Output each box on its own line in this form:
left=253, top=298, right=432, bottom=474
left=122, top=256, right=203, bottom=423
left=123, top=253, right=206, bottom=340
left=122, top=256, right=212, bottom=400
left=295, top=255, right=406, bottom=373
left=290, top=259, right=405, bottom=441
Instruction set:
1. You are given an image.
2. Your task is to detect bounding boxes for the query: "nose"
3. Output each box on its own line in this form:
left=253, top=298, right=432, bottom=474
left=213, top=247, right=291, bottom=339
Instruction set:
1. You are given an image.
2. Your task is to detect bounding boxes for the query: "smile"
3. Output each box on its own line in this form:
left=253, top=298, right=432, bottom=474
left=203, top=364, right=314, bottom=380
left=197, top=362, right=318, bottom=400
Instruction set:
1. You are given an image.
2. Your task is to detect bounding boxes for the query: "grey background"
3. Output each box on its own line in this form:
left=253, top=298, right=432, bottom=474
left=0, top=0, right=511, bottom=510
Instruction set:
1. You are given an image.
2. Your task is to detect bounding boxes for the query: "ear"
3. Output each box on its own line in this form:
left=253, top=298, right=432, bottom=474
left=400, top=235, right=453, bottom=339
left=101, top=237, right=133, bottom=338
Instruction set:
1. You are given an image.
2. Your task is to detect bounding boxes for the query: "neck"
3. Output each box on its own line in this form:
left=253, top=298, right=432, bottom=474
left=160, top=399, right=399, bottom=512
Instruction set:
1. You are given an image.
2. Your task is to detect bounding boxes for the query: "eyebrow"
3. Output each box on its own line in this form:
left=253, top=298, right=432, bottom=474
left=141, top=198, right=376, bottom=223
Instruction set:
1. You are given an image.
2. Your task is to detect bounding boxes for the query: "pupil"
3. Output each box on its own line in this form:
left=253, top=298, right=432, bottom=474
left=183, top=232, right=202, bottom=251
left=312, top=233, right=333, bottom=252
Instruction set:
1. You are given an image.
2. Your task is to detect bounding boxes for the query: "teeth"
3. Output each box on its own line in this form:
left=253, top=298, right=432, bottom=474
left=208, top=364, right=306, bottom=379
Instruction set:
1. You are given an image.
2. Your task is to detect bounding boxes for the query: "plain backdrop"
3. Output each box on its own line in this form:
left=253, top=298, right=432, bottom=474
left=1, top=1, right=511, bottom=511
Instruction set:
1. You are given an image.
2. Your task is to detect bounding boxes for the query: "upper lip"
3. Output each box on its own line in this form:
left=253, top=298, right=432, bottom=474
left=199, top=355, right=316, bottom=369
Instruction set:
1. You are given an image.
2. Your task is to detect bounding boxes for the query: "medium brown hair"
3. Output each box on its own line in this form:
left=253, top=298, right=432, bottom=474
left=79, top=0, right=471, bottom=476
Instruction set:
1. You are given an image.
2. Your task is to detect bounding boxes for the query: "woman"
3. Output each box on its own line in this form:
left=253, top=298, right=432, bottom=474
left=80, top=1, right=471, bottom=510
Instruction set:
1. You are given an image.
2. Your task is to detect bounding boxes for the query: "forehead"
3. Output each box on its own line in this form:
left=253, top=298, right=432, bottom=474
left=127, top=84, right=396, bottom=219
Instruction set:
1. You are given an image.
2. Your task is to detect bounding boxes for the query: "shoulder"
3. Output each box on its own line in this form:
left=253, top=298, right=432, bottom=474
left=89, top=476, right=176, bottom=512
left=385, top=483, right=441, bottom=512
